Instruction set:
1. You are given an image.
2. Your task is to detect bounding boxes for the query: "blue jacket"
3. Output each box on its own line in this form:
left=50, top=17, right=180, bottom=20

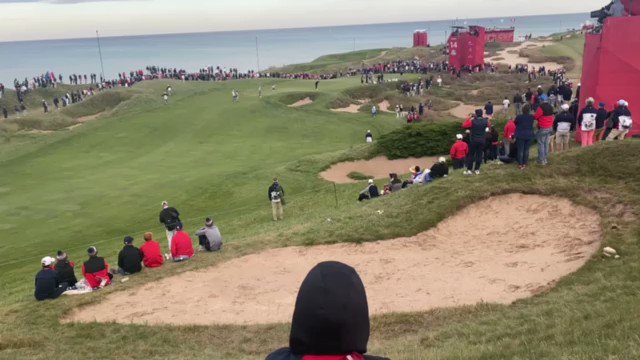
left=515, top=114, right=535, bottom=140
left=34, top=268, right=61, bottom=301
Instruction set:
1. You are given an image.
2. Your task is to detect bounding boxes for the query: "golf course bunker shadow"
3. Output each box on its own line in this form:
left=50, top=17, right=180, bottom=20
left=320, top=156, right=440, bottom=184
left=65, top=194, right=602, bottom=327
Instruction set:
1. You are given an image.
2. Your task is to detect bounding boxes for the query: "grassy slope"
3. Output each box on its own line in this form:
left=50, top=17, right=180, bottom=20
left=5, top=37, right=639, bottom=360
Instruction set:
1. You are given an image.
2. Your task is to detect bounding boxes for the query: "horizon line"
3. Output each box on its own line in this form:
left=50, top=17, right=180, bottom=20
left=0, top=11, right=588, bottom=45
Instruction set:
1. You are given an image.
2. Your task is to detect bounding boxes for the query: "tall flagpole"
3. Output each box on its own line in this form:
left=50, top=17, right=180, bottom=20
left=255, top=36, right=260, bottom=72
left=96, top=30, right=106, bottom=81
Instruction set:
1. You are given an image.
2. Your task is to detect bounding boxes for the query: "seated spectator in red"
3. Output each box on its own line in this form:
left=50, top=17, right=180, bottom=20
left=266, top=261, right=389, bottom=360
left=170, top=225, right=194, bottom=262
left=140, top=232, right=164, bottom=268
left=82, top=246, right=112, bottom=289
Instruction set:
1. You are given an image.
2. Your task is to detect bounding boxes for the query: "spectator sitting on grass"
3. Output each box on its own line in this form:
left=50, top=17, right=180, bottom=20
left=430, top=157, right=449, bottom=179
left=388, top=173, right=403, bottom=192
left=140, top=232, right=164, bottom=268
left=35, top=256, right=67, bottom=301
left=82, top=247, right=112, bottom=289
left=194, top=217, right=223, bottom=252
left=53, top=250, right=78, bottom=289
left=115, top=236, right=144, bottom=275
left=358, top=179, right=380, bottom=201
left=168, top=224, right=194, bottom=262
left=266, top=261, right=390, bottom=360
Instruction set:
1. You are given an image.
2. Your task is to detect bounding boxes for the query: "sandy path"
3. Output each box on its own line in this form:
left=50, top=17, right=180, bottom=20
left=488, top=41, right=564, bottom=70
left=449, top=102, right=479, bottom=119
left=66, top=194, right=601, bottom=326
left=320, top=156, right=439, bottom=183
left=288, top=97, right=313, bottom=108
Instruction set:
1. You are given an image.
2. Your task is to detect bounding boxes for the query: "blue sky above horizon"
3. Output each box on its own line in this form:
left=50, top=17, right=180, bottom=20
left=0, top=0, right=606, bottom=42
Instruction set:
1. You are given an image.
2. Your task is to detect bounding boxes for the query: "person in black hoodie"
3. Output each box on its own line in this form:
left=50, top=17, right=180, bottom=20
left=430, top=157, right=449, bottom=179
left=116, top=236, right=144, bottom=275
left=266, top=261, right=389, bottom=360
left=159, top=201, right=182, bottom=250
left=464, top=109, right=488, bottom=175
left=595, top=102, right=608, bottom=142
left=53, top=250, right=78, bottom=288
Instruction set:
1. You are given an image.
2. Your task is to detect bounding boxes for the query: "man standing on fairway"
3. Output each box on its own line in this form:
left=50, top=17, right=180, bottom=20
left=268, top=178, right=285, bottom=221
left=159, top=201, right=182, bottom=250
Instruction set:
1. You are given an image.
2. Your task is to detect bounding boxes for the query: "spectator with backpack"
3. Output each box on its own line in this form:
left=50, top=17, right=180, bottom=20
left=159, top=201, right=182, bottom=250
left=578, top=97, right=598, bottom=147
left=268, top=178, right=285, bottom=221
left=554, top=104, right=575, bottom=152
left=607, top=100, right=633, bottom=141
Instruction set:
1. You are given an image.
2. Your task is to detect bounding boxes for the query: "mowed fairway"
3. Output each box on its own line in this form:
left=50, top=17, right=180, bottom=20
left=1, top=67, right=640, bottom=359
left=0, top=78, right=400, bottom=298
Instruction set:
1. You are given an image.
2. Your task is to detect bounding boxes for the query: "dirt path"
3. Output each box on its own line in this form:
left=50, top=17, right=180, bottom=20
left=449, top=102, right=479, bottom=119
left=65, top=194, right=601, bottom=326
left=488, top=41, right=564, bottom=70
left=320, top=156, right=440, bottom=183
left=288, top=97, right=313, bottom=108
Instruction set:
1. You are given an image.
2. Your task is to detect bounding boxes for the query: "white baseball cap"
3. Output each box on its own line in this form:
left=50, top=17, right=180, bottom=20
left=561, top=104, right=570, bottom=111
left=368, top=179, right=374, bottom=184
left=456, top=134, right=463, bottom=140
left=41, top=256, right=55, bottom=267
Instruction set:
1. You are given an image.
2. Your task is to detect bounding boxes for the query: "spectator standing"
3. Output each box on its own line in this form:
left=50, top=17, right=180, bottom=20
left=450, top=134, right=469, bottom=170
left=534, top=96, right=555, bottom=165
left=554, top=103, right=575, bottom=152
left=607, top=100, right=633, bottom=140
left=268, top=178, right=285, bottom=221
left=578, top=97, right=598, bottom=147
left=515, top=104, right=535, bottom=170
left=464, top=109, right=488, bottom=175
left=595, top=102, right=608, bottom=142
left=159, top=201, right=181, bottom=250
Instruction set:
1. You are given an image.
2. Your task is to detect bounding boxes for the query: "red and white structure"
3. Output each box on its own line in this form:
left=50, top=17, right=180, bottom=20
left=485, top=27, right=515, bottom=43
left=579, top=0, right=640, bottom=138
left=413, top=30, right=429, bottom=47
left=447, top=26, right=486, bottom=70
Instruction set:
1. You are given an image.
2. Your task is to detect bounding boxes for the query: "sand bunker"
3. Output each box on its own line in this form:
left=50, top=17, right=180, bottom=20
left=66, top=194, right=601, bottom=326
left=449, top=102, right=479, bottom=119
left=488, top=41, right=563, bottom=70
left=332, top=99, right=369, bottom=113
left=378, top=100, right=393, bottom=113
left=320, top=156, right=439, bottom=183
left=288, top=97, right=313, bottom=108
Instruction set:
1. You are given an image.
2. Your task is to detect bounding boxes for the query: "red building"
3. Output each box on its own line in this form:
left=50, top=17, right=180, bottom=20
left=579, top=2, right=640, bottom=139
left=485, top=27, right=515, bottom=43
left=413, top=30, right=429, bottom=47
left=448, top=26, right=486, bottom=70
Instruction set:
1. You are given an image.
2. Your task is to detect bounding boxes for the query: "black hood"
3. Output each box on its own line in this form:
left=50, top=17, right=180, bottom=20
left=289, top=261, right=370, bottom=355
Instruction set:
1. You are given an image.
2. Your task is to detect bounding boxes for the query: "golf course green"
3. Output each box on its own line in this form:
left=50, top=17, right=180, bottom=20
left=1, top=37, right=640, bottom=359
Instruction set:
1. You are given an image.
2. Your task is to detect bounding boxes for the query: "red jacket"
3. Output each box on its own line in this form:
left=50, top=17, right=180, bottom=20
left=140, top=240, right=164, bottom=268
left=171, top=231, right=194, bottom=259
left=450, top=140, right=469, bottom=160
left=534, top=107, right=554, bottom=129
left=81, top=258, right=111, bottom=289
left=462, top=117, right=472, bottom=129
left=503, top=120, right=516, bottom=140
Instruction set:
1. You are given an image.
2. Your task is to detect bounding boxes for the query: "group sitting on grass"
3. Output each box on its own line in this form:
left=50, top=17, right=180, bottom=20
left=358, top=158, right=449, bottom=201
left=34, top=202, right=224, bottom=301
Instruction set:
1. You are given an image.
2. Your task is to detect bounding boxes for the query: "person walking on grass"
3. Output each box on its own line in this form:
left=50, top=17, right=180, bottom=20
left=140, top=232, right=164, bottom=268
left=514, top=92, right=524, bottom=116
left=578, top=97, right=598, bottom=147
left=450, top=134, right=469, bottom=170
left=34, top=256, right=67, bottom=301
left=464, top=109, right=488, bottom=176
left=515, top=104, right=535, bottom=170
left=162, top=92, right=169, bottom=104
left=484, top=101, right=494, bottom=119
left=371, top=105, right=377, bottom=118
left=2, top=107, right=7, bottom=119
left=595, top=102, right=608, bottom=142
left=554, top=103, right=575, bottom=152
left=159, top=201, right=182, bottom=250
left=365, top=130, right=373, bottom=143
left=607, top=100, right=633, bottom=141
left=503, top=117, right=516, bottom=156
left=534, top=95, right=555, bottom=165
left=269, top=178, right=285, bottom=221
left=195, top=217, right=223, bottom=252
left=115, top=236, right=143, bottom=275
left=502, top=97, right=510, bottom=117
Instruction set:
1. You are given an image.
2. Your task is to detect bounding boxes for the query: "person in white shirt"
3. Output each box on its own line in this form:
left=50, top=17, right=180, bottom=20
left=437, top=76, right=443, bottom=87
left=502, top=97, right=510, bottom=117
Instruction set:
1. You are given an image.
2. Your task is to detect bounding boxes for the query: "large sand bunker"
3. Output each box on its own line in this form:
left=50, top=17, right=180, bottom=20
left=288, top=97, right=313, bottom=107
left=449, top=102, right=479, bottom=119
left=66, top=194, right=601, bottom=326
left=320, top=156, right=439, bottom=183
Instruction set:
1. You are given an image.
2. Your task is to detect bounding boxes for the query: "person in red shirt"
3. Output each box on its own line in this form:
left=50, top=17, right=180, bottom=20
left=534, top=96, right=555, bottom=165
left=140, top=232, right=164, bottom=268
left=503, top=118, right=516, bottom=156
left=81, top=247, right=112, bottom=289
left=170, top=225, right=194, bottom=262
left=450, top=134, right=469, bottom=170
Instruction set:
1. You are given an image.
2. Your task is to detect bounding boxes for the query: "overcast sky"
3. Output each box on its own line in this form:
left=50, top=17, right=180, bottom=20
left=0, top=0, right=606, bottom=42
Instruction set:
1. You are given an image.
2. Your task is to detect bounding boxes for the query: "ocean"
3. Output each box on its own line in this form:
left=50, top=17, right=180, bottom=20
left=0, top=13, right=589, bottom=85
